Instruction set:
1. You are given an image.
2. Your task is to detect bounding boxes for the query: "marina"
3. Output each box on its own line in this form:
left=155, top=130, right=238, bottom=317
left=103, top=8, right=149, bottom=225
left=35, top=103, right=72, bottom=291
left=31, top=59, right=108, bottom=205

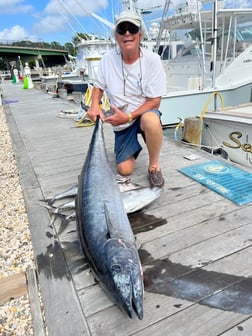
left=1, top=81, right=252, bottom=335
left=2, top=1, right=252, bottom=127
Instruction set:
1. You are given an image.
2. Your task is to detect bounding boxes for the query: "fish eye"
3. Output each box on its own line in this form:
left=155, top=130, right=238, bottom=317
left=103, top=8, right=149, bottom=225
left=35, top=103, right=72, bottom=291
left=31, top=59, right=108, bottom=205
left=111, top=264, right=121, bottom=272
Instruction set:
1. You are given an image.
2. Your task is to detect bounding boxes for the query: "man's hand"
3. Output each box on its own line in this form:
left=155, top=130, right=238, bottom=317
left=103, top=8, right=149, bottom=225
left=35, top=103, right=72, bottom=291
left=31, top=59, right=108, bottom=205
left=104, top=105, right=129, bottom=126
left=87, top=105, right=104, bottom=122
left=87, top=87, right=105, bottom=122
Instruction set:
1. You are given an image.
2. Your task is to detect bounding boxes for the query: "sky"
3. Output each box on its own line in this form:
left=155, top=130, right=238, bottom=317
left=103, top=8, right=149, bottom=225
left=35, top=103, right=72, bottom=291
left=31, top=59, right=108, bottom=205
left=0, top=0, right=252, bottom=45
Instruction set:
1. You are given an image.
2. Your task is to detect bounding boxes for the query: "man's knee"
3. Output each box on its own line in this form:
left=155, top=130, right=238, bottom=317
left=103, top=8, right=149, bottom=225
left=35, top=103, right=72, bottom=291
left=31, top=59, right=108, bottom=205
left=117, top=157, right=135, bottom=176
left=141, top=111, right=161, bottom=131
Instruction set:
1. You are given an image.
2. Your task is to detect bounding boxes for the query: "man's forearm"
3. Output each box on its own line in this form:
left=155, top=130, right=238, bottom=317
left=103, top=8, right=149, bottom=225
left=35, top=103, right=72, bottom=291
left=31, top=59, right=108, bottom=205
left=91, top=87, right=104, bottom=107
left=130, top=97, right=161, bottom=119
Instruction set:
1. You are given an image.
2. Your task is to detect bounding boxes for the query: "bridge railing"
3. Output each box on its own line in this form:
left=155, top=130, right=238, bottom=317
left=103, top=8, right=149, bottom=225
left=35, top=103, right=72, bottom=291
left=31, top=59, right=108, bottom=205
left=0, top=40, right=67, bottom=51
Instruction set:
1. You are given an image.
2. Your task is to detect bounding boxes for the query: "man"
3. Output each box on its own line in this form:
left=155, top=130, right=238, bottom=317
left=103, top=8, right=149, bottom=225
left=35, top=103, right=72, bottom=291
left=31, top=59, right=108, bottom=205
left=87, top=10, right=167, bottom=187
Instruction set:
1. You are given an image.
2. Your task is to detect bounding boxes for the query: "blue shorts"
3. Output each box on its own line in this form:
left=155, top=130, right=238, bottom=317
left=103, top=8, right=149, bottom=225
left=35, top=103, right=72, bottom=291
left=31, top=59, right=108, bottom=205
left=114, top=109, right=162, bottom=164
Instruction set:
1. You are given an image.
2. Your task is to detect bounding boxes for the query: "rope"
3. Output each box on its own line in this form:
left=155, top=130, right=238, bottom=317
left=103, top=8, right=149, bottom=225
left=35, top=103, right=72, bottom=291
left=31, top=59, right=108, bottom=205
left=75, top=84, right=111, bottom=128
left=200, top=91, right=225, bottom=119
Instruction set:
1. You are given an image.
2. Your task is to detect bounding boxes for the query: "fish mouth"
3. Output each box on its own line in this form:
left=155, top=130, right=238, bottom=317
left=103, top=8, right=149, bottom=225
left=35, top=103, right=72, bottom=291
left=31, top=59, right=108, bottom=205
left=112, top=267, right=143, bottom=319
left=117, top=283, right=143, bottom=320
left=131, top=294, right=143, bottom=320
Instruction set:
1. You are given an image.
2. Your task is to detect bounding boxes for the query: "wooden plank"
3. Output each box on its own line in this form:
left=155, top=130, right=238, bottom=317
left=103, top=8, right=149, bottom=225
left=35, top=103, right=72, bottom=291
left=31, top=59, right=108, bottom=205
left=85, top=293, right=193, bottom=335
left=221, top=317, right=252, bottom=336
left=85, top=300, right=245, bottom=336
left=132, top=305, right=246, bottom=336
left=0, top=272, right=27, bottom=304
left=26, top=268, right=46, bottom=336
left=140, top=221, right=252, bottom=268
left=205, top=246, right=252, bottom=276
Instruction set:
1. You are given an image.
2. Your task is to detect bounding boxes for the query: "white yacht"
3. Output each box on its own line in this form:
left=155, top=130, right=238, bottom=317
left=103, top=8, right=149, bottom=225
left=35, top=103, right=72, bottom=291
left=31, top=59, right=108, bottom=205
left=159, top=0, right=252, bottom=125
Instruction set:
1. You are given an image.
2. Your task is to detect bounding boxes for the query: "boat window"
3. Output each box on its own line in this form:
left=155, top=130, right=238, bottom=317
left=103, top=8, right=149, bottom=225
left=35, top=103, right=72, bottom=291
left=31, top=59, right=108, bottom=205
left=158, top=45, right=171, bottom=60
left=180, top=44, right=198, bottom=57
left=238, top=27, right=252, bottom=42
left=176, top=44, right=185, bottom=54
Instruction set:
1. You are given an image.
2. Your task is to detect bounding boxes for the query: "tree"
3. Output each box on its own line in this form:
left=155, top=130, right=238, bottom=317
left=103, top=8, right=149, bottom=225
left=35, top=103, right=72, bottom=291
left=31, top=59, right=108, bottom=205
left=64, top=43, right=76, bottom=56
left=50, top=41, right=62, bottom=50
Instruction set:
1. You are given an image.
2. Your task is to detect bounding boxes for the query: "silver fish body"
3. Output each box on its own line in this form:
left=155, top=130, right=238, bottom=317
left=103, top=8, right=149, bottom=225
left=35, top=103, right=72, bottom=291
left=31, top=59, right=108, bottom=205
left=122, top=187, right=162, bottom=214
left=45, top=174, right=162, bottom=215
left=76, top=118, right=144, bottom=319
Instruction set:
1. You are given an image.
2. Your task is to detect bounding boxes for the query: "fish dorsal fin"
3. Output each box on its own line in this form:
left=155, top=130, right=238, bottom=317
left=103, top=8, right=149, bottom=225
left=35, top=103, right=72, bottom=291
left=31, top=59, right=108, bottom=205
left=104, top=203, right=120, bottom=239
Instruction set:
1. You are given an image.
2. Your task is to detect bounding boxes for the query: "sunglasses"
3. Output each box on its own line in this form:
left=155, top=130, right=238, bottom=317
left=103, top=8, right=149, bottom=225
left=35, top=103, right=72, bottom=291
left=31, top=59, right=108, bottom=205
left=116, top=23, right=140, bottom=35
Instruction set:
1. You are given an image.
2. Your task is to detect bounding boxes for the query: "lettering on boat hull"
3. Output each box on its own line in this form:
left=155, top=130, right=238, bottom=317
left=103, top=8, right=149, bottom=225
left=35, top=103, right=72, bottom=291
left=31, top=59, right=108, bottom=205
left=222, top=131, right=252, bottom=166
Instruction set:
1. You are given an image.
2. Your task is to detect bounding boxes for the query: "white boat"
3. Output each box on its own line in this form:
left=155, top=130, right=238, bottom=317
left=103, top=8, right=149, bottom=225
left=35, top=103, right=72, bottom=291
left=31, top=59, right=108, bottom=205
left=159, top=2, right=252, bottom=168
left=76, top=38, right=115, bottom=80
left=74, top=1, right=186, bottom=80
left=57, top=79, right=89, bottom=94
left=199, top=103, right=252, bottom=169
left=0, top=71, right=12, bottom=82
left=158, top=0, right=252, bottom=126
left=40, top=65, right=81, bottom=83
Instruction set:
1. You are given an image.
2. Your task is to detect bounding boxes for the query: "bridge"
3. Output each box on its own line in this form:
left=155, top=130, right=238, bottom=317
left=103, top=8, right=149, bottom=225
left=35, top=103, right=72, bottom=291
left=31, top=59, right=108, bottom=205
left=0, top=44, right=69, bottom=68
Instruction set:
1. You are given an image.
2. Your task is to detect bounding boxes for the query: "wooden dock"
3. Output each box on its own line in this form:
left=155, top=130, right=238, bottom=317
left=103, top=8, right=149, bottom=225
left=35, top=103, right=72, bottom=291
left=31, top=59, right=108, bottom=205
left=1, top=82, right=252, bottom=336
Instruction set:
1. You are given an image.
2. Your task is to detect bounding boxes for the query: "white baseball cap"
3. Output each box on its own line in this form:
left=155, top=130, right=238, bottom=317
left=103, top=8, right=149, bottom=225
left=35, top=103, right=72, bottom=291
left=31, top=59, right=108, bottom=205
left=115, top=10, right=142, bottom=28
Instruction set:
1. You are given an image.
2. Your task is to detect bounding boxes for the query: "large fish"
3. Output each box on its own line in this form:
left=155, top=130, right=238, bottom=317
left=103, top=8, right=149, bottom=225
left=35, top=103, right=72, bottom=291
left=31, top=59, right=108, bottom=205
left=44, top=186, right=162, bottom=216
left=76, top=118, right=144, bottom=319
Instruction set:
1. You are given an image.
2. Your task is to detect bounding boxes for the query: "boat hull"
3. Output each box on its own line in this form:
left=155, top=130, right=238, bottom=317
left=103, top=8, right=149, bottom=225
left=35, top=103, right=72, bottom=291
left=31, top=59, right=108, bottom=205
left=202, top=104, right=252, bottom=169
left=160, top=82, right=252, bottom=126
